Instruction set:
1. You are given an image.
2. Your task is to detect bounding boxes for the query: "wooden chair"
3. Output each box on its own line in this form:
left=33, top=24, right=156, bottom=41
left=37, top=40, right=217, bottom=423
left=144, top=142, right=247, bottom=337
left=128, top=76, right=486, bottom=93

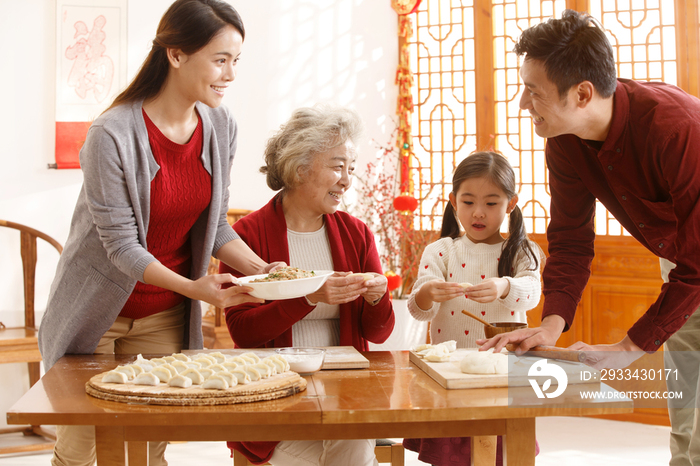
left=232, top=440, right=405, bottom=465
left=202, top=208, right=253, bottom=349
left=0, top=220, right=63, bottom=454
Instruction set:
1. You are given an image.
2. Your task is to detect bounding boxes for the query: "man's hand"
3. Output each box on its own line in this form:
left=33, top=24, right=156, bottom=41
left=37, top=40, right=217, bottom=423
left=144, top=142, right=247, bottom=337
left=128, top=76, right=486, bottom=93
left=570, top=336, right=645, bottom=369
left=476, top=314, right=566, bottom=353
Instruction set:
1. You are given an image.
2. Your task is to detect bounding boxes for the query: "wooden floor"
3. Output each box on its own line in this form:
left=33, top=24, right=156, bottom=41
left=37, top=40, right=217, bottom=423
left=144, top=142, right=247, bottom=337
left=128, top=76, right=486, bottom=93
left=0, top=416, right=671, bottom=465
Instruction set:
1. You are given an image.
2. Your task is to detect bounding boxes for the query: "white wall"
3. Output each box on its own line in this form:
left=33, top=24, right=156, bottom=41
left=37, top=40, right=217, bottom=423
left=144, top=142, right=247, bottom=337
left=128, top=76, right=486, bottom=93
left=0, top=0, right=397, bottom=426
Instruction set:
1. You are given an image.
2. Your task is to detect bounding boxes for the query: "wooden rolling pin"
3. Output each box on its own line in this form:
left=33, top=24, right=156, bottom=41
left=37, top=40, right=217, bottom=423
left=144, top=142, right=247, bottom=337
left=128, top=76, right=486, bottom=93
left=505, top=344, right=587, bottom=363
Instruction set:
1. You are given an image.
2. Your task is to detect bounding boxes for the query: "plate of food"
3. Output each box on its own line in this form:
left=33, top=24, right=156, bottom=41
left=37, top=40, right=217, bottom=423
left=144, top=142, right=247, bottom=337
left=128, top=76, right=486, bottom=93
left=235, top=267, right=334, bottom=300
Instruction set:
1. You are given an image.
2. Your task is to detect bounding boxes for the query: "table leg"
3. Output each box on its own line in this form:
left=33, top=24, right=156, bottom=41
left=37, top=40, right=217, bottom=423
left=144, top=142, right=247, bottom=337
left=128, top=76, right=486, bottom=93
left=95, top=426, right=126, bottom=466
left=472, top=435, right=497, bottom=466
left=127, top=441, right=148, bottom=466
left=503, top=418, right=535, bottom=466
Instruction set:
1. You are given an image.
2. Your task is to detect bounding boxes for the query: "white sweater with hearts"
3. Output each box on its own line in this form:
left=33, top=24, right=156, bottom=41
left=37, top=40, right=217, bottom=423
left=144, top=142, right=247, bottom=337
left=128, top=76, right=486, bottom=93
left=408, top=235, right=544, bottom=348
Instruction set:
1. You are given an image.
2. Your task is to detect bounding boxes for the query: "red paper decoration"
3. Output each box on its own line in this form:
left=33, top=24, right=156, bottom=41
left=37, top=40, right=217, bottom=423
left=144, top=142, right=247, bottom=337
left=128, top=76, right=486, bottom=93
left=384, top=271, right=403, bottom=292
left=393, top=194, right=418, bottom=213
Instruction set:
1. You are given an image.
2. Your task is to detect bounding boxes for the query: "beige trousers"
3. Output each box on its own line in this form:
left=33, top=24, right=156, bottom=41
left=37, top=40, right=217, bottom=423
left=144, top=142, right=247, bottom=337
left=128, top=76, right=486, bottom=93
left=269, top=439, right=378, bottom=466
left=51, top=304, right=186, bottom=466
left=661, top=259, right=700, bottom=466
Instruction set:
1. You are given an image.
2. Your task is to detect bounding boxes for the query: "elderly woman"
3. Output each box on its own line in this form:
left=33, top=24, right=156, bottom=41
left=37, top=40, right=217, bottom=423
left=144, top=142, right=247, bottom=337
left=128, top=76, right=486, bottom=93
left=221, top=105, right=395, bottom=466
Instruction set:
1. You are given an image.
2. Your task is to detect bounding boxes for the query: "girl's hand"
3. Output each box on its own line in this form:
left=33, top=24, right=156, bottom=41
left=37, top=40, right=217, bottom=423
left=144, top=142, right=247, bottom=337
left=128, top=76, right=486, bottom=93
left=306, top=272, right=368, bottom=305
left=188, top=273, right=264, bottom=308
left=464, top=277, right=510, bottom=303
left=415, top=280, right=465, bottom=310
left=358, top=272, right=388, bottom=305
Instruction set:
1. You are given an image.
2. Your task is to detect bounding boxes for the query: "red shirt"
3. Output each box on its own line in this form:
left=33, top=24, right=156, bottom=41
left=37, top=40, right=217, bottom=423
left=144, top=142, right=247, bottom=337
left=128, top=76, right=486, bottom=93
left=120, top=111, right=211, bottom=319
left=543, top=79, right=700, bottom=351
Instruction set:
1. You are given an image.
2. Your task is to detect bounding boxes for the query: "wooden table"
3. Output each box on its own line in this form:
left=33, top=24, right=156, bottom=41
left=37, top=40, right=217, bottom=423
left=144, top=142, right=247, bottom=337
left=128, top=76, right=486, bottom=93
left=7, top=351, right=632, bottom=466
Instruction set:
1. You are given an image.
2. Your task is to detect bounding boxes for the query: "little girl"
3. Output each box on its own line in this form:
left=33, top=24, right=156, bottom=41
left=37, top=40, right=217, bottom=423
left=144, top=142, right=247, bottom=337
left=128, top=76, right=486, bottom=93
left=404, top=151, right=543, bottom=466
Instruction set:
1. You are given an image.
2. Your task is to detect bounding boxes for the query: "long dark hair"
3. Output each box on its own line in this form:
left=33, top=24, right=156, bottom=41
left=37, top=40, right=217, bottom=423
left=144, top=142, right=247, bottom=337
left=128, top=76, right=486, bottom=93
left=108, top=0, right=245, bottom=110
left=513, top=9, right=616, bottom=99
left=440, top=151, right=538, bottom=277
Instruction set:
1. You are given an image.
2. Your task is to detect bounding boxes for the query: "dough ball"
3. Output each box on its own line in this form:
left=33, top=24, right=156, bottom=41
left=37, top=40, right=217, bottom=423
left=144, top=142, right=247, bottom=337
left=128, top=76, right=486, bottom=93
left=460, top=351, right=508, bottom=375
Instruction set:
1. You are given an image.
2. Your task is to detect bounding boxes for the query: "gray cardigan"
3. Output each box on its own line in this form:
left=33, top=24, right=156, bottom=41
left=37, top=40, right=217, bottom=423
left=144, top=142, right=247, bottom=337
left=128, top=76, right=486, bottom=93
left=38, top=100, right=240, bottom=369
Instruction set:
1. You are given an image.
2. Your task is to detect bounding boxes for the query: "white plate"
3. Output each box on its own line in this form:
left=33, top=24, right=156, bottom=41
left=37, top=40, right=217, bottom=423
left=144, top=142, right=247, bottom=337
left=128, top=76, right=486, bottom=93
left=235, top=270, right=334, bottom=300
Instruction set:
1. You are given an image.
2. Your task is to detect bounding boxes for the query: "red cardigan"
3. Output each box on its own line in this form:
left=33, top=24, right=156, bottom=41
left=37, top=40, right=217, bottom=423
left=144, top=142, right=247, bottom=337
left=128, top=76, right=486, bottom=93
left=222, top=194, right=395, bottom=463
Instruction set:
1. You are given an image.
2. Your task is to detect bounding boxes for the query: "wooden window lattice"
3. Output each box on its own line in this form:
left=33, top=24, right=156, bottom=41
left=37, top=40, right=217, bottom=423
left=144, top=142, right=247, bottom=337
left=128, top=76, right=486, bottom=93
left=406, top=0, right=689, bottom=236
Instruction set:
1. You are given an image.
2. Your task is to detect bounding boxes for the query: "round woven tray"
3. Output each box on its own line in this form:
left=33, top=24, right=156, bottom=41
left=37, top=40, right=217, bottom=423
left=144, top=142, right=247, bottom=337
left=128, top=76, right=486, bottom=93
left=85, top=371, right=307, bottom=406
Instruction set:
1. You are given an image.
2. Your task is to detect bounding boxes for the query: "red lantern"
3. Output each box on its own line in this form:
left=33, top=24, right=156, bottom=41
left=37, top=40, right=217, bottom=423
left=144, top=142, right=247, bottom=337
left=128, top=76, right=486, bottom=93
left=393, top=194, right=418, bottom=212
left=385, top=271, right=402, bottom=292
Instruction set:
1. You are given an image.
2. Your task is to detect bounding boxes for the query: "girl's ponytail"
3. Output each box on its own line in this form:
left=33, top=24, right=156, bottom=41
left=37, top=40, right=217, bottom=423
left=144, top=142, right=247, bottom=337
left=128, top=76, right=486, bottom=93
left=499, top=205, right=539, bottom=277
left=440, top=201, right=461, bottom=239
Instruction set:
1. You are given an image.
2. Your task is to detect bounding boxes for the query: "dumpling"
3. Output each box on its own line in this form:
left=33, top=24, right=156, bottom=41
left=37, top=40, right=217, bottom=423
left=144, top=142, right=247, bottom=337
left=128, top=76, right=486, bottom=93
left=269, top=355, right=290, bottom=372
left=162, top=356, right=177, bottom=363
left=133, top=354, right=155, bottom=372
left=181, top=368, right=204, bottom=385
left=436, top=340, right=457, bottom=353
left=150, top=366, right=174, bottom=383
left=240, top=352, right=260, bottom=364
left=229, top=356, right=248, bottom=366
left=261, top=358, right=281, bottom=374
left=230, top=368, right=251, bottom=385
left=102, top=370, right=128, bottom=384
left=222, top=361, right=240, bottom=372
left=423, top=345, right=451, bottom=362
left=127, top=364, right=145, bottom=377
left=207, top=352, right=227, bottom=364
left=252, top=362, right=273, bottom=378
left=199, top=368, right=214, bottom=379
left=114, top=365, right=136, bottom=380
left=208, top=364, right=227, bottom=373
left=202, top=374, right=229, bottom=390
left=132, top=372, right=160, bottom=386
left=184, top=361, right=203, bottom=370
left=193, top=357, right=214, bottom=368
left=170, top=361, right=189, bottom=374
left=168, top=374, right=193, bottom=388
left=217, top=371, right=237, bottom=387
left=193, top=353, right=217, bottom=364
left=240, top=365, right=261, bottom=382
left=160, top=363, right=178, bottom=376
left=171, top=353, right=190, bottom=362
left=149, top=357, right=167, bottom=366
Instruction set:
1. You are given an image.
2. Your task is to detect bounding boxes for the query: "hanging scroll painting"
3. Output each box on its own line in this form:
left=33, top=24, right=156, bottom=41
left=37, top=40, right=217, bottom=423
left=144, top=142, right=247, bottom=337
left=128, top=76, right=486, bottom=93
left=54, top=0, right=127, bottom=169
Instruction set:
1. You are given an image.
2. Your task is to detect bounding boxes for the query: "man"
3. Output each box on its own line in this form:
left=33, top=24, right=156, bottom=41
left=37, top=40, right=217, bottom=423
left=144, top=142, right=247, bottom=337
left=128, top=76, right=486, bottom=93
left=478, top=10, right=700, bottom=466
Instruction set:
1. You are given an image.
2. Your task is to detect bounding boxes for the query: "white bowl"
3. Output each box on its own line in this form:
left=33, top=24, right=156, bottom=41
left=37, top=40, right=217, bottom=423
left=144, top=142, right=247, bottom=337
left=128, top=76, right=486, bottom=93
left=275, top=348, right=326, bottom=375
left=236, top=270, right=334, bottom=300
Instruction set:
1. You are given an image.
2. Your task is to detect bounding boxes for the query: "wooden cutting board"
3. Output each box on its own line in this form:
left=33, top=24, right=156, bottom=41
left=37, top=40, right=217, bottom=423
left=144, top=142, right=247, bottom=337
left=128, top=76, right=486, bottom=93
left=410, top=349, right=600, bottom=390
left=319, top=346, right=369, bottom=370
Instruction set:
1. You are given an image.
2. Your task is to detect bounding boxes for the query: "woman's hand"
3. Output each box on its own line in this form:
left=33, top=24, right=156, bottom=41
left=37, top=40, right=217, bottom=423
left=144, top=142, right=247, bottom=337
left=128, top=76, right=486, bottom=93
left=260, top=261, right=287, bottom=275
left=305, top=272, right=368, bottom=305
left=358, top=272, right=388, bottom=305
left=464, top=277, right=510, bottom=303
left=185, top=273, right=264, bottom=308
left=415, top=280, right=465, bottom=310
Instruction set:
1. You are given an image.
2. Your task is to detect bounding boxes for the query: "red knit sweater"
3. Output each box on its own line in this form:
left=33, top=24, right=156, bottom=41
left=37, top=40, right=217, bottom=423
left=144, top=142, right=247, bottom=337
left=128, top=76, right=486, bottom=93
left=120, top=110, right=211, bottom=319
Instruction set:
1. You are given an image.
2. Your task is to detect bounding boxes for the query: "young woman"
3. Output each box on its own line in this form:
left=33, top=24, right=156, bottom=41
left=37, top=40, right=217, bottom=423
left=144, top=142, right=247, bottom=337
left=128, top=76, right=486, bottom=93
left=39, top=1, right=280, bottom=464
left=404, top=151, right=543, bottom=465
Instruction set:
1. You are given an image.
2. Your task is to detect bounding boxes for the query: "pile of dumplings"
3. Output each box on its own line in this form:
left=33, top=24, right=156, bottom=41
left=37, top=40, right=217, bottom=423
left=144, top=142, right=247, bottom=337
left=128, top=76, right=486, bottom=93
left=100, top=352, right=290, bottom=390
left=412, top=340, right=457, bottom=362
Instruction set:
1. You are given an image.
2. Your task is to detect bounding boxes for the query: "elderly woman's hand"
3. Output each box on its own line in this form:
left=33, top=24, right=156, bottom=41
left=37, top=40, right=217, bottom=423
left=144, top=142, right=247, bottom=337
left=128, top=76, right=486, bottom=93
left=358, top=272, right=388, bottom=305
left=305, top=272, right=369, bottom=305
